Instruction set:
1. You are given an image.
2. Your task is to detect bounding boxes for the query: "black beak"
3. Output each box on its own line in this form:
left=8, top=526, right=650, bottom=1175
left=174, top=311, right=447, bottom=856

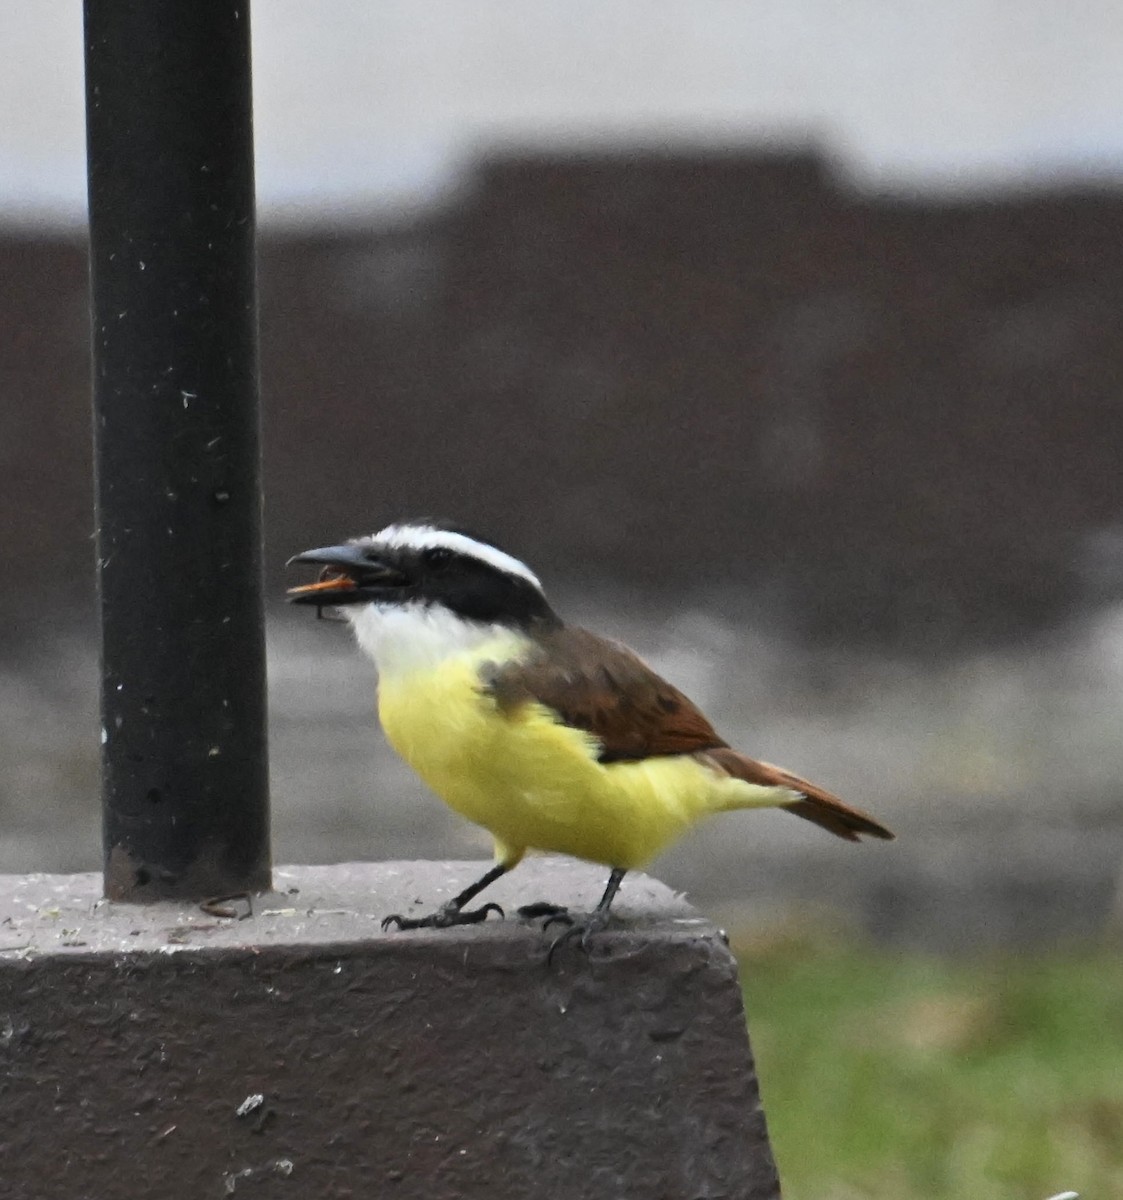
left=286, top=544, right=407, bottom=606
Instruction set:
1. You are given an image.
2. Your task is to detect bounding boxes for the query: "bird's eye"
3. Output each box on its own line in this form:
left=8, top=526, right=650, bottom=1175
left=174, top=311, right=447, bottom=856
left=423, top=547, right=453, bottom=568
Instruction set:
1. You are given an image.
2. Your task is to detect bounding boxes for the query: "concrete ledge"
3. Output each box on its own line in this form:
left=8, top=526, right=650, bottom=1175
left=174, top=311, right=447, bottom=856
left=0, top=860, right=779, bottom=1199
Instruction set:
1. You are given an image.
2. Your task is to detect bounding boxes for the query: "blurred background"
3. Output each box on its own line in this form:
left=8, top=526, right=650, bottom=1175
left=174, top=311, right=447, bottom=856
left=2, top=5, right=1123, bottom=1193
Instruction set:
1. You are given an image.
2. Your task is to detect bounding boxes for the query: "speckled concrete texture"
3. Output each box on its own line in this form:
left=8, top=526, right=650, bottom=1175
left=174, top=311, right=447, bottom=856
left=0, top=859, right=779, bottom=1199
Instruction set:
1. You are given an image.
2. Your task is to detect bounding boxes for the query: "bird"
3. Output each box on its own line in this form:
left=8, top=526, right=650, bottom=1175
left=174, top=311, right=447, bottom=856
left=287, top=519, right=893, bottom=951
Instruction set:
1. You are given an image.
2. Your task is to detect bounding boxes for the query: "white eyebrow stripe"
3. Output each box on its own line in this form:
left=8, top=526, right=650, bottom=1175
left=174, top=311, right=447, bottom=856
left=373, top=524, right=541, bottom=588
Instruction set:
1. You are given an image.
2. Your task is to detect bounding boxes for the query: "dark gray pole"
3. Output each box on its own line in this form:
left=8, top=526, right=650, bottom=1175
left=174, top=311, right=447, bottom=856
left=85, top=0, right=271, bottom=900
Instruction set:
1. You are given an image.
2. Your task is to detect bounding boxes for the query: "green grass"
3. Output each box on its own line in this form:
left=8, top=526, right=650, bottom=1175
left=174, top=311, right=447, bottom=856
left=739, top=933, right=1123, bottom=1200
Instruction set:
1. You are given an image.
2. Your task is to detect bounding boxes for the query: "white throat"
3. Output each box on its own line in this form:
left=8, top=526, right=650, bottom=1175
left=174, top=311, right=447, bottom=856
left=347, top=601, right=523, bottom=678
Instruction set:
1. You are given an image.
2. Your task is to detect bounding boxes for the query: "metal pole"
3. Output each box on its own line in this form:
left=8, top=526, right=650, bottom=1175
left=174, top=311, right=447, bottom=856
left=85, top=0, right=271, bottom=900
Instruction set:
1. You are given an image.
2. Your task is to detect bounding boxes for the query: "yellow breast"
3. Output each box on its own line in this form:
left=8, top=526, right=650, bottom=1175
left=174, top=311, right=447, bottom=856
left=375, top=638, right=746, bottom=870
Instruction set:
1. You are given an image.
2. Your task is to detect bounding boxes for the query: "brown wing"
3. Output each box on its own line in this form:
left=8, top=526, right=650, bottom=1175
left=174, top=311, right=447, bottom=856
left=484, top=626, right=727, bottom=762
left=484, top=625, right=896, bottom=843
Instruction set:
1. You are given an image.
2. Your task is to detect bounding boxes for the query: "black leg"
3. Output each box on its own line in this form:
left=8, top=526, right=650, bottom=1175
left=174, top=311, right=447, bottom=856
left=594, top=867, right=626, bottom=915
left=382, top=862, right=509, bottom=931
left=546, top=868, right=626, bottom=963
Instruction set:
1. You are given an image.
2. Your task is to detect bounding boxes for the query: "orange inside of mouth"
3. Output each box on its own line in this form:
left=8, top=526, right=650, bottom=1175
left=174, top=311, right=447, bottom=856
left=286, top=571, right=356, bottom=597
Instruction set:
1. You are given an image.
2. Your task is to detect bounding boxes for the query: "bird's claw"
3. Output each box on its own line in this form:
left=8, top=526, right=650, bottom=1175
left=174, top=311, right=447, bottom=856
left=381, top=901, right=505, bottom=932
left=545, top=911, right=609, bottom=966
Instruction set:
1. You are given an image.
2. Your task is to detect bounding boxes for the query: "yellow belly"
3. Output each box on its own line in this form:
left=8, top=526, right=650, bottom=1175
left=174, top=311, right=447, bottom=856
left=376, top=643, right=756, bottom=870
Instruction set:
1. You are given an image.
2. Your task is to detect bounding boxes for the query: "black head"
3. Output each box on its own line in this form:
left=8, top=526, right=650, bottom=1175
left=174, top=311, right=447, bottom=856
left=286, top=520, right=560, bottom=630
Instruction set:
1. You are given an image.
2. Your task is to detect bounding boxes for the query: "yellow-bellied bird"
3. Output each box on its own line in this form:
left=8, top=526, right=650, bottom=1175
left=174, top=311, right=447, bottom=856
left=288, top=520, right=893, bottom=949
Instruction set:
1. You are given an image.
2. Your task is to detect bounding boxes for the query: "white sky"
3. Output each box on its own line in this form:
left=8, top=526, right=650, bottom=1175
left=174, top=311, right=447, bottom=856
left=4, top=0, right=1123, bottom=227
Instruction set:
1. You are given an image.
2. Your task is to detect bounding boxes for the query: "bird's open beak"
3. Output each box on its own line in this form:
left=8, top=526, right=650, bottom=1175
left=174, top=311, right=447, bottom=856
left=286, top=544, right=407, bottom=606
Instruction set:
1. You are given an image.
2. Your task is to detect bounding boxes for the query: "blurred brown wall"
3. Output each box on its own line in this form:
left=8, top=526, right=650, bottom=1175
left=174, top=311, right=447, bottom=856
left=3, top=151, right=1122, bottom=650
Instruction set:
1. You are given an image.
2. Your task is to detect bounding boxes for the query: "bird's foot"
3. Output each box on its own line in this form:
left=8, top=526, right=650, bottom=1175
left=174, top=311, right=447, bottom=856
left=381, top=901, right=504, bottom=932
left=546, top=909, right=611, bottom=965
left=517, top=900, right=570, bottom=923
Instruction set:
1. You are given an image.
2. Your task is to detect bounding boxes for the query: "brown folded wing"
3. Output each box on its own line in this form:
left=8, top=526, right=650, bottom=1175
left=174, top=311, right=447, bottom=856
left=483, top=625, right=895, bottom=843
left=483, top=626, right=727, bottom=762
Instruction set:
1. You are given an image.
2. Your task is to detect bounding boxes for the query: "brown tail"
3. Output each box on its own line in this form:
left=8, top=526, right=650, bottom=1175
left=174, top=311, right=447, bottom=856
left=703, top=748, right=895, bottom=842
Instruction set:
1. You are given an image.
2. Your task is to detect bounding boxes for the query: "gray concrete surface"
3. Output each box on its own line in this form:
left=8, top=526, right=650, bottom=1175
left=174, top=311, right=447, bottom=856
left=0, top=860, right=779, bottom=1200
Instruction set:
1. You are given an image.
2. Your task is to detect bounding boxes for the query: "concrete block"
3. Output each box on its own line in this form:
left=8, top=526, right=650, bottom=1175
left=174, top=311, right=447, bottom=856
left=0, top=860, right=779, bottom=1199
